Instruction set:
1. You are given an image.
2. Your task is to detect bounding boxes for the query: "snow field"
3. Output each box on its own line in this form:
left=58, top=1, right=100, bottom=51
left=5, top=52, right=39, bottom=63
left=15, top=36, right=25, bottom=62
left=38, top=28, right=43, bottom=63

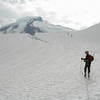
left=0, top=33, right=100, bottom=100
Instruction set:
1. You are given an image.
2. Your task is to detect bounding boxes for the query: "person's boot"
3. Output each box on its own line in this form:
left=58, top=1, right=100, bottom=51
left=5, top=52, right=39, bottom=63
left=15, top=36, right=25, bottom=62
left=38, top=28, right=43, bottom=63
left=88, top=73, right=90, bottom=78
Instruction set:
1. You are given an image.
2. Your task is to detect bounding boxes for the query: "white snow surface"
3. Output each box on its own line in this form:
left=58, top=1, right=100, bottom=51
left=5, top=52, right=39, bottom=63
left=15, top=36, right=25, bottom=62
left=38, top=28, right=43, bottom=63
left=0, top=31, right=100, bottom=100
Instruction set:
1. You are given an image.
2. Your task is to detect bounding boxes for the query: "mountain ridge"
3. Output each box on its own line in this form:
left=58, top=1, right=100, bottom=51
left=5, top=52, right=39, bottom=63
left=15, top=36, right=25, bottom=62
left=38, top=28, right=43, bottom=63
left=0, top=16, right=74, bottom=35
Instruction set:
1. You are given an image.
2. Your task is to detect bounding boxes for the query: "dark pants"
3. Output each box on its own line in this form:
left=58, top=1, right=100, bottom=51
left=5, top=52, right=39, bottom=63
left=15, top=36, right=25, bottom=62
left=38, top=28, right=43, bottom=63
left=84, top=63, right=91, bottom=75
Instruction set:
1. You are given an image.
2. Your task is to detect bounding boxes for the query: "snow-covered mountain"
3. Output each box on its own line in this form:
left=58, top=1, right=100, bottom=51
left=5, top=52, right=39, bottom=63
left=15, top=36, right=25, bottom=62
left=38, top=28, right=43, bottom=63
left=0, top=20, right=100, bottom=100
left=0, top=16, right=73, bottom=35
left=73, top=23, right=100, bottom=43
left=1, top=15, right=100, bottom=100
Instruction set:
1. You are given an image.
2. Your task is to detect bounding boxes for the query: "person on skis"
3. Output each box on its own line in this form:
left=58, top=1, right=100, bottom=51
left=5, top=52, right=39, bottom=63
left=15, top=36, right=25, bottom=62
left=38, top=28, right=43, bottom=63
left=81, top=51, right=94, bottom=78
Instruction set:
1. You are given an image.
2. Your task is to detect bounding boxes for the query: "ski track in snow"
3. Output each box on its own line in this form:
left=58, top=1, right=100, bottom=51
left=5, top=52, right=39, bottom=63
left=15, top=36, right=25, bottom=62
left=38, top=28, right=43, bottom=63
left=0, top=34, right=100, bottom=100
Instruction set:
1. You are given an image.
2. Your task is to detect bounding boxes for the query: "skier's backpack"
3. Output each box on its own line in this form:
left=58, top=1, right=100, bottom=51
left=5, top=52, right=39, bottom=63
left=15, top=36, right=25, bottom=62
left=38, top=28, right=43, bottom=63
left=88, top=55, right=94, bottom=62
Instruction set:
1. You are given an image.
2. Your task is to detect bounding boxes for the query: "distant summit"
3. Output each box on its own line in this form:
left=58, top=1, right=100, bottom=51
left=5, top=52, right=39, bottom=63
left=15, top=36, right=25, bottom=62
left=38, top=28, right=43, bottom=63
left=0, top=16, right=73, bottom=35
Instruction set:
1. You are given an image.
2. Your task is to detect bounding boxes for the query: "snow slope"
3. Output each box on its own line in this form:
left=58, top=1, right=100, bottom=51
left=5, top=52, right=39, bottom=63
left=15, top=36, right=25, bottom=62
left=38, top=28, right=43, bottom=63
left=0, top=24, right=100, bottom=100
left=73, top=23, right=100, bottom=44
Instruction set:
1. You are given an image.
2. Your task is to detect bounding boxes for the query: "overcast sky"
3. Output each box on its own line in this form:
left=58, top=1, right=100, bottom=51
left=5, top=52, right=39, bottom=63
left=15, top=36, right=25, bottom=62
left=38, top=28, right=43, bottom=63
left=0, top=0, right=100, bottom=29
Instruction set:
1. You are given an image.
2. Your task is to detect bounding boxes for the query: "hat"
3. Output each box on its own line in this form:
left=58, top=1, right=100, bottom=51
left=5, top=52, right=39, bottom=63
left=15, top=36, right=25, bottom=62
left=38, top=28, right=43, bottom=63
left=85, top=51, right=89, bottom=54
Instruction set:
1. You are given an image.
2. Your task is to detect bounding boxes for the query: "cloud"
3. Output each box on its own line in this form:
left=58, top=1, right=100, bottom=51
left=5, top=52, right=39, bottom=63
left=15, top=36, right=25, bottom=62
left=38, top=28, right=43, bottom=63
left=0, top=0, right=37, bottom=26
left=0, top=1, right=18, bottom=26
left=0, top=2, right=16, bottom=18
left=35, top=7, right=57, bottom=23
left=0, top=0, right=100, bottom=29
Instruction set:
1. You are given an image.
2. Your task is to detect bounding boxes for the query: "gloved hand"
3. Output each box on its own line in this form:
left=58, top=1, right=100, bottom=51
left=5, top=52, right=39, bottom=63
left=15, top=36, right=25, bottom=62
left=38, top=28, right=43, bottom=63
left=81, top=58, right=84, bottom=60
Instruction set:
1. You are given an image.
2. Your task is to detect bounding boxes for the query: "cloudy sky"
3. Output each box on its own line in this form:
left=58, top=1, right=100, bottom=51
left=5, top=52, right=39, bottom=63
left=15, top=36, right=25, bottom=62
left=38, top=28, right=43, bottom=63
left=0, top=0, right=100, bottom=29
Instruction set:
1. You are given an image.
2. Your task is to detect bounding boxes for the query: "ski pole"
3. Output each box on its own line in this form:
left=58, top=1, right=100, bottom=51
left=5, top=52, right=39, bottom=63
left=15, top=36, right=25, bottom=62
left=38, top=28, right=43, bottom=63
left=80, top=60, right=83, bottom=75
